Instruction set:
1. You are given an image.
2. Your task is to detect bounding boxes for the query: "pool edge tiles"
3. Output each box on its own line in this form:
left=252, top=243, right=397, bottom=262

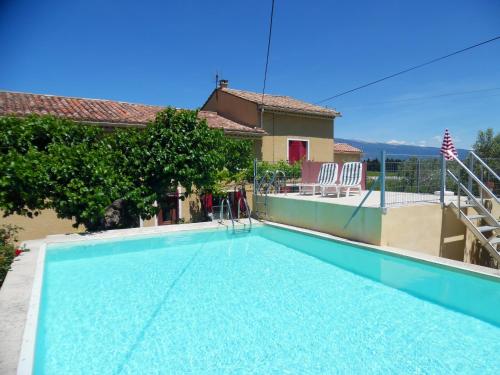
left=17, top=243, right=46, bottom=375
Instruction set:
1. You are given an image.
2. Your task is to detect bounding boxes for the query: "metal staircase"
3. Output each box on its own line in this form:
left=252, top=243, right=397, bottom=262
left=446, top=151, right=500, bottom=262
left=253, top=169, right=286, bottom=219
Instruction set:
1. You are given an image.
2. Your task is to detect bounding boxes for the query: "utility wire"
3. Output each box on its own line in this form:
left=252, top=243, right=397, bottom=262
left=341, top=86, right=500, bottom=109
left=314, top=35, right=500, bottom=105
left=261, top=0, right=275, bottom=105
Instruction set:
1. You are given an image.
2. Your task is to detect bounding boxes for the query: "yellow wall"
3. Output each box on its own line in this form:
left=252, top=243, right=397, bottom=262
left=381, top=205, right=443, bottom=256
left=202, top=90, right=259, bottom=127
left=261, top=112, right=334, bottom=162
left=334, top=152, right=362, bottom=162
left=380, top=205, right=471, bottom=260
left=0, top=210, right=84, bottom=242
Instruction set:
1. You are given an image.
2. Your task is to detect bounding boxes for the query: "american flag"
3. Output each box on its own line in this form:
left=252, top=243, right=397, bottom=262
left=440, top=129, right=458, bottom=161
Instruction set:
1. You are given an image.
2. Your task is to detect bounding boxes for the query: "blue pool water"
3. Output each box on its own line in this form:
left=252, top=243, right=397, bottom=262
left=36, top=226, right=500, bottom=374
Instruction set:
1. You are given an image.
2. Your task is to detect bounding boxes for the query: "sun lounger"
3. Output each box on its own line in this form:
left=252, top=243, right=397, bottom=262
left=321, top=162, right=362, bottom=197
left=299, top=163, right=338, bottom=195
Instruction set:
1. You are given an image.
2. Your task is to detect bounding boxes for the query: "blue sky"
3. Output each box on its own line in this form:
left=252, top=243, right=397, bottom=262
left=1, top=0, right=499, bottom=149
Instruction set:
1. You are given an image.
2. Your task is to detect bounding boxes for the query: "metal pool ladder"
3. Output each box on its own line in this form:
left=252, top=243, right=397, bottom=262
left=218, top=197, right=252, bottom=233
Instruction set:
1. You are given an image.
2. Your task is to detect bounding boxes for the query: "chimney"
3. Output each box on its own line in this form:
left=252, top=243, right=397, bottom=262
left=219, top=79, right=228, bottom=89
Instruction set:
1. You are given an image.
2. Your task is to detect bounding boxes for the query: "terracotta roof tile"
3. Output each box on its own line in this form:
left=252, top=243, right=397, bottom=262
left=333, top=143, right=362, bottom=153
left=221, top=87, right=339, bottom=118
left=198, top=111, right=266, bottom=137
left=0, top=91, right=265, bottom=137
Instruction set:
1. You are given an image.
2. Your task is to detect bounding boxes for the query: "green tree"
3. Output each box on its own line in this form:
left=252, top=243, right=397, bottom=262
left=473, top=128, right=500, bottom=159
left=0, top=109, right=252, bottom=230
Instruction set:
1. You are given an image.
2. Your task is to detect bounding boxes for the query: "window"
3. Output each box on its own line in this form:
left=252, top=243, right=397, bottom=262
left=288, top=139, right=308, bottom=164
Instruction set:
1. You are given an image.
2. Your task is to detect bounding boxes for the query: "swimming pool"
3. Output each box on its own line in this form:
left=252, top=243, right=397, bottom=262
left=30, top=225, right=500, bottom=374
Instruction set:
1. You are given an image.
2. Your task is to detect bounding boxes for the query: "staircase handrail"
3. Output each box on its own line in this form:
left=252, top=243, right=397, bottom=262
left=447, top=170, right=498, bottom=226
left=469, top=151, right=500, bottom=182
left=447, top=150, right=499, bottom=204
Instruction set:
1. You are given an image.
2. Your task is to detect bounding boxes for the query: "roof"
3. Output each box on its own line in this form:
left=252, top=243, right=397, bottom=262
left=220, top=87, right=339, bottom=118
left=0, top=91, right=162, bottom=126
left=0, top=91, right=265, bottom=137
left=197, top=111, right=266, bottom=137
left=333, top=143, right=362, bottom=153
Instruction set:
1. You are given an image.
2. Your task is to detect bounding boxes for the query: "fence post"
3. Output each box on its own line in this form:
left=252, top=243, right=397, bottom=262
left=468, top=154, right=473, bottom=193
left=253, top=158, right=257, bottom=194
left=380, top=150, right=386, bottom=212
left=416, top=158, right=420, bottom=194
left=440, top=154, right=446, bottom=206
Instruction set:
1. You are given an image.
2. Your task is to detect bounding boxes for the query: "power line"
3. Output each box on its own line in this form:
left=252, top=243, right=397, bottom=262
left=261, top=0, right=275, bottom=105
left=341, top=86, right=500, bottom=109
left=314, top=35, right=500, bottom=105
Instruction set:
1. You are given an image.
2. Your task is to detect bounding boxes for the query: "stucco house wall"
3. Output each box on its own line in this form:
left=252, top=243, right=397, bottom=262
left=334, top=152, right=362, bottom=162
left=261, top=112, right=334, bottom=162
left=202, top=90, right=259, bottom=127
left=203, top=88, right=336, bottom=163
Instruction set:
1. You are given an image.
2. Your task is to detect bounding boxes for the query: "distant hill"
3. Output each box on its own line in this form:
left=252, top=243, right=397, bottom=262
left=336, top=138, right=470, bottom=160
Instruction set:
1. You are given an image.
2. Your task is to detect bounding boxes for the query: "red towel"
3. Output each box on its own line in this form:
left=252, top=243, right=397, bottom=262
left=204, top=193, right=213, bottom=213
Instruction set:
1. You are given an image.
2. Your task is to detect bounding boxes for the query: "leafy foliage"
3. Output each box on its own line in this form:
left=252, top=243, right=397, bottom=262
left=252, top=160, right=302, bottom=181
left=473, top=128, right=500, bottom=160
left=0, top=224, right=23, bottom=287
left=0, top=110, right=252, bottom=230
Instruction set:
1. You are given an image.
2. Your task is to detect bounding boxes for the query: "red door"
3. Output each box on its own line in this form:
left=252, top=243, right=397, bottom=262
left=288, top=140, right=308, bottom=164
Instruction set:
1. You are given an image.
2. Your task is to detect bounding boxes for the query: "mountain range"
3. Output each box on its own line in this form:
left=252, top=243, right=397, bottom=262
left=336, top=138, right=470, bottom=160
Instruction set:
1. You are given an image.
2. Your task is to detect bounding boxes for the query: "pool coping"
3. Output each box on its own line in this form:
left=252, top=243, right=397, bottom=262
left=264, top=221, right=500, bottom=281
left=2, top=220, right=499, bottom=375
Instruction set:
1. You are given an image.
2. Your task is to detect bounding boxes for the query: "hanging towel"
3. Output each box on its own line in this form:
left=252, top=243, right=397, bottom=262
left=204, top=193, right=213, bottom=213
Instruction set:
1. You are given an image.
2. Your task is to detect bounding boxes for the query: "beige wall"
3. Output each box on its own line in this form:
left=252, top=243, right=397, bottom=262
left=381, top=205, right=471, bottom=260
left=203, top=90, right=259, bottom=127
left=381, top=205, right=444, bottom=257
left=261, top=112, right=334, bottom=162
left=1, top=193, right=204, bottom=242
left=261, top=196, right=382, bottom=245
left=334, top=152, right=362, bottom=163
left=0, top=210, right=84, bottom=242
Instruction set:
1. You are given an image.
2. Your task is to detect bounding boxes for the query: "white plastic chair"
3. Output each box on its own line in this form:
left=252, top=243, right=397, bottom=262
left=299, top=163, right=338, bottom=195
left=321, top=162, right=363, bottom=197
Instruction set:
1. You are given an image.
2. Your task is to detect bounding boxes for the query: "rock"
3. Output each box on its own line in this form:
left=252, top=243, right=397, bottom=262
left=103, top=199, right=139, bottom=230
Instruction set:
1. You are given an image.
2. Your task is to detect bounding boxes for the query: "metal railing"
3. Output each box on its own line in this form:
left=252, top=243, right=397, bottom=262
left=218, top=198, right=235, bottom=231
left=237, top=197, right=252, bottom=230
left=379, top=153, right=451, bottom=208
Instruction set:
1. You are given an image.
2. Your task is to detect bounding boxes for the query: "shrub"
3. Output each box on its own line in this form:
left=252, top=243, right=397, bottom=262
left=0, top=110, right=253, bottom=230
left=0, top=224, right=25, bottom=287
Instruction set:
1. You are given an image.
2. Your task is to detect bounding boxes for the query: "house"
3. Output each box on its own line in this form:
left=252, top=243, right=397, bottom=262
left=333, top=143, right=363, bottom=162
left=0, top=87, right=359, bottom=238
left=201, top=80, right=340, bottom=163
left=0, top=90, right=268, bottom=233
